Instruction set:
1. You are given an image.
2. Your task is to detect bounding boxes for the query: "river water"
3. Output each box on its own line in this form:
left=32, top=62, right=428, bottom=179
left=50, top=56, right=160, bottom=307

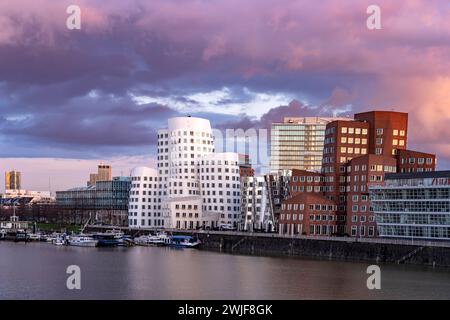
left=0, top=241, right=449, bottom=299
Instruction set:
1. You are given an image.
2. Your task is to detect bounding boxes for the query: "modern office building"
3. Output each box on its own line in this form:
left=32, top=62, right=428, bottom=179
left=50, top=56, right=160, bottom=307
left=56, top=176, right=131, bottom=226
left=5, top=171, right=21, bottom=190
left=270, top=117, right=348, bottom=173
left=370, top=171, right=450, bottom=241
left=87, top=164, right=112, bottom=187
left=128, top=167, right=163, bottom=228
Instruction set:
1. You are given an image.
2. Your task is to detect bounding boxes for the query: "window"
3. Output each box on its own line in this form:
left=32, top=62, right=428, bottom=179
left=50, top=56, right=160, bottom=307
left=348, top=127, right=354, bottom=134
left=393, top=139, right=398, bottom=146
left=341, top=137, right=347, bottom=143
left=355, top=128, right=361, bottom=135
left=376, top=128, right=383, bottom=135
left=399, top=140, right=405, bottom=146
left=341, top=127, right=348, bottom=134
left=362, top=128, right=368, bottom=135
left=400, top=130, right=405, bottom=136
left=393, top=129, right=398, bottom=136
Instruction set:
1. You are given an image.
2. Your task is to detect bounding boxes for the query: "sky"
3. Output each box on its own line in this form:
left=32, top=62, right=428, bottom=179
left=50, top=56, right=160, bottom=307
left=0, top=0, right=449, bottom=192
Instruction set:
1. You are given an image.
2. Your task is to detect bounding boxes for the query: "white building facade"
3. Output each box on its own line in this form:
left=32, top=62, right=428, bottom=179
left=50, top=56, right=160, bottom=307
left=128, top=167, right=163, bottom=228
left=134, top=116, right=241, bottom=230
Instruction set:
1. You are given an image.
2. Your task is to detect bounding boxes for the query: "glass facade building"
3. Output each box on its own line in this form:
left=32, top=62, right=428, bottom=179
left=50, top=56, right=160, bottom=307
left=370, top=171, right=450, bottom=240
left=270, top=117, right=348, bottom=172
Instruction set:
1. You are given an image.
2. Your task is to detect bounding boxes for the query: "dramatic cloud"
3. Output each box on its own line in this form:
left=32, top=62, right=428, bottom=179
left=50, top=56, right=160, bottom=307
left=0, top=0, right=449, bottom=190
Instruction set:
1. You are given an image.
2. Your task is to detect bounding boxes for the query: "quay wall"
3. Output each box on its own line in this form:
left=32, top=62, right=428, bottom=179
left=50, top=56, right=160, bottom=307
left=86, top=226, right=450, bottom=267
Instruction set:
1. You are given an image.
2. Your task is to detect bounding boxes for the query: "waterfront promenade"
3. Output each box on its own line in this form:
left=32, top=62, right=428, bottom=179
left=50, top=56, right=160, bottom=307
left=85, top=225, right=450, bottom=267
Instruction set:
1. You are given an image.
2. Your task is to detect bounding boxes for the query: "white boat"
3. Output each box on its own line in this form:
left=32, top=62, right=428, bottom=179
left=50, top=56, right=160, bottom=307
left=52, top=237, right=66, bottom=246
left=68, top=235, right=98, bottom=247
left=105, top=229, right=124, bottom=239
left=169, top=235, right=201, bottom=248
left=134, top=232, right=171, bottom=246
left=28, top=233, right=41, bottom=241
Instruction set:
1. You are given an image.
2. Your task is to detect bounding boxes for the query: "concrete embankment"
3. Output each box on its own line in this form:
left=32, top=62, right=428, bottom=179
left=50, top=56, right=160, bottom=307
left=86, top=226, right=450, bottom=267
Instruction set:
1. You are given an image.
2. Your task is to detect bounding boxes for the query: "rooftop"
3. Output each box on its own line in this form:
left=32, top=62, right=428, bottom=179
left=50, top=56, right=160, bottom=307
left=385, top=170, right=450, bottom=180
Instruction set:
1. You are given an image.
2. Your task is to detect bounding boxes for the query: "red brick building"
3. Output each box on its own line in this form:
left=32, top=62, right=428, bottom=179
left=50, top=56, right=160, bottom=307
left=279, top=193, right=338, bottom=236
left=354, top=111, right=408, bottom=157
left=289, top=169, right=324, bottom=196
left=279, top=110, right=437, bottom=238
left=396, top=149, right=436, bottom=173
left=346, top=154, right=397, bottom=237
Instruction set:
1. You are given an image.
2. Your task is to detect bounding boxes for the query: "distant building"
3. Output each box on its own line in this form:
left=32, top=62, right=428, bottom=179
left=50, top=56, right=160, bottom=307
left=56, top=177, right=131, bottom=226
left=5, top=171, right=21, bottom=190
left=270, top=117, right=349, bottom=173
left=0, top=189, right=54, bottom=206
left=87, top=164, right=112, bottom=187
left=238, top=154, right=254, bottom=177
left=370, top=171, right=450, bottom=241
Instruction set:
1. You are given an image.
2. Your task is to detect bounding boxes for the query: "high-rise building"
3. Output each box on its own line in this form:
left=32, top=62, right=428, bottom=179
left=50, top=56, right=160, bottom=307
left=270, top=117, right=349, bottom=173
left=370, top=171, right=450, bottom=241
left=5, top=171, right=21, bottom=190
left=87, top=164, right=112, bottom=187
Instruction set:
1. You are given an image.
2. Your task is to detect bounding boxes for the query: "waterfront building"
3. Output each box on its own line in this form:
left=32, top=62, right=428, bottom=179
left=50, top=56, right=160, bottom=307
left=279, top=193, right=338, bottom=236
left=280, top=110, right=437, bottom=238
left=370, top=171, right=450, bottom=241
left=200, top=152, right=241, bottom=228
left=240, top=172, right=290, bottom=232
left=346, top=154, right=397, bottom=237
left=87, top=164, right=112, bottom=187
left=152, top=116, right=241, bottom=230
left=56, top=176, right=131, bottom=226
left=5, top=170, right=21, bottom=190
left=270, top=117, right=348, bottom=173
left=128, top=167, right=162, bottom=228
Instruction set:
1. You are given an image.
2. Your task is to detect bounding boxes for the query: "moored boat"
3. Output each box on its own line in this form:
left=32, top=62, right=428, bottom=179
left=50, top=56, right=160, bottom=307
left=67, top=235, right=98, bottom=247
left=169, top=235, right=201, bottom=248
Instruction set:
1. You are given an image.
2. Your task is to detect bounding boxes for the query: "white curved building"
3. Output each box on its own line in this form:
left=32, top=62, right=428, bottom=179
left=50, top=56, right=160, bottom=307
left=128, top=167, right=162, bottom=228
left=129, top=116, right=242, bottom=230
left=200, top=152, right=241, bottom=227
